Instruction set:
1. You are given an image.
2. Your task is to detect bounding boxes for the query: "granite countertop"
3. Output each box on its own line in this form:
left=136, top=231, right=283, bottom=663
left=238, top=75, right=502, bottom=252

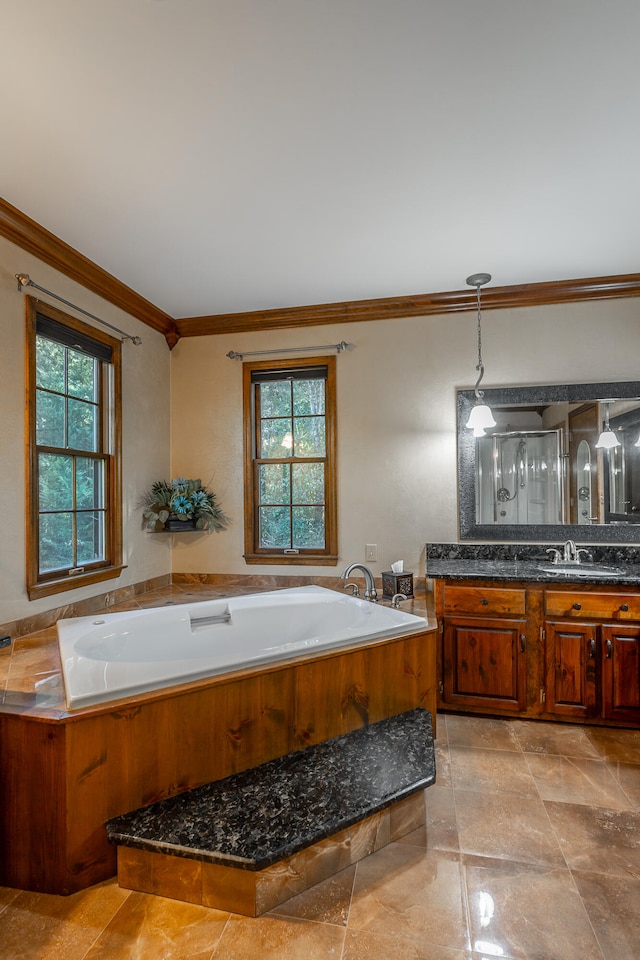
left=426, top=543, right=640, bottom=586
left=106, top=707, right=436, bottom=871
left=426, top=558, right=640, bottom=585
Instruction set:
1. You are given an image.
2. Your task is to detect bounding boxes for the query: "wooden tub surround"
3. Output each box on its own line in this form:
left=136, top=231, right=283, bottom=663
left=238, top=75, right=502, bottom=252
left=106, top=709, right=435, bottom=916
left=0, top=587, right=436, bottom=896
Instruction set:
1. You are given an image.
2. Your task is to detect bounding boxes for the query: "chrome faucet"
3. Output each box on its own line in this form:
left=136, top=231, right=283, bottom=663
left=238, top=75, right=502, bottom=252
left=342, top=563, right=378, bottom=602
left=390, top=593, right=407, bottom=608
left=546, top=540, right=591, bottom=565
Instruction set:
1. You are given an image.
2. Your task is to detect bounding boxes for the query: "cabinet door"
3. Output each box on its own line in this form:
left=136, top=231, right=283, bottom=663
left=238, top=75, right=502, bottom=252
left=601, top=624, right=640, bottom=723
left=443, top=617, right=527, bottom=712
left=545, top=621, right=598, bottom=719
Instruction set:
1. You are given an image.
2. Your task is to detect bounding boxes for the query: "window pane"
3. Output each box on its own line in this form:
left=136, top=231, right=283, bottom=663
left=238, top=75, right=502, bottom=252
left=260, top=418, right=292, bottom=458
left=259, top=463, right=290, bottom=505
left=76, top=457, right=104, bottom=509
left=294, top=416, right=325, bottom=457
left=292, top=506, right=325, bottom=548
left=292, top=463, right=324, bottom=504
left=259, top=506, right=291, bottom=547
left=39, top=453, right=73, bottom=511
left=36, top=390, right=66, bottom=447
left=68, top=398, right=97, bottom=451
left=39, top=513, right=73, bottom=572
left=77, top=512, right=105, bottom=564
left=293, top=380, right=324, bottom=416
left=36, top=336, right=65, bottom=392
left=68, top=350, right=97, bottom=402
left=260, top=381, right=291, bottom=418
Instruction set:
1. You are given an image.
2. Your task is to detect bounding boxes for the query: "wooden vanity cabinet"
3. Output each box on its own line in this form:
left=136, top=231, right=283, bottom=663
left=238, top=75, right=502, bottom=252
left=600, top=624, right=640, bottom=723
left=543, top=589, right=640, bottom=725
left=543, top=620, right=599, bottom=719
left=436, top=579, right=640, bottom=728
left=440, top=584, right=528, bottom=714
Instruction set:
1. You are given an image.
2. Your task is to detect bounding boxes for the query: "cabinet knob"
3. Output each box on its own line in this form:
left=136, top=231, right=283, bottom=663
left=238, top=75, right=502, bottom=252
left=572, top=602, right=582, bottom=611
left=481, top=598, right=488, bottom=605
left=620, top=604, right=629, bottom=612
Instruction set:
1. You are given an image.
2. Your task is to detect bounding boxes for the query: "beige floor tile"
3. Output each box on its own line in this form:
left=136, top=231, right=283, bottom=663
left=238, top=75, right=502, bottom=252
left=510, top=719, right=600, bottom=758
left=343, top=927, right=472, bottom=960
left=604, top=759, right=640, bottom=808
left=572, top=869, right=640, bottom=960
left=465, top=860, right=603, bottom=960
left=213, top=913, right=345, bottom=959
left=444, top=714, right=522, bottom=752
left=269, top=865, right=356, bottom=925
left=83, top=890, right=228, bottom=960
left=0, top=886, right=23, bottom=913
left=395, top=784, right=459, bottom=852
left=586, top=726, right=640, bottom=764
left=435, top=740, right=452, bottom=787
left=347, top=845, right=470, bottom=952
left=544, top=800, right=640, bottom=877
left=450, top=744, right=538, bottom=797
left=454, top=790, right=565, bottom=866
left=0, top=880, right=130, bottom=960
left=526, top=753, right=633, bottom=809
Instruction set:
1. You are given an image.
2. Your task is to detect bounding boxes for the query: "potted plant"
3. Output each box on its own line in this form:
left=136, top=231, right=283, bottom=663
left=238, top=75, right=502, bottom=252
left=140, top=477, right=228, bottom=532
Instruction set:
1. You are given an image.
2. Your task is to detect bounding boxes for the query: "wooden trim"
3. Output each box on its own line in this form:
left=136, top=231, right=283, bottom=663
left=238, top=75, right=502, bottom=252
left=0, top=197, right=178, bottom=344
left=243, top=356, right=338, bottom=564
left=5, top=198, right=640, bottom=342
left=176, top=272, right=640, bottom=337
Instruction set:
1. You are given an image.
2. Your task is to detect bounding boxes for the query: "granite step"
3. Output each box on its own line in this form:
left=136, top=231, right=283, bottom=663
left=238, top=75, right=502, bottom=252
left=106, top=707, right=435, bottom=915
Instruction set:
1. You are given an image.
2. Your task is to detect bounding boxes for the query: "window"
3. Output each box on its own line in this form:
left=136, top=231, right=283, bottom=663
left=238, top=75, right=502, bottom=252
left=243, top=356, right=337, bottom=564
left=26, top=297, right=124, bottom=599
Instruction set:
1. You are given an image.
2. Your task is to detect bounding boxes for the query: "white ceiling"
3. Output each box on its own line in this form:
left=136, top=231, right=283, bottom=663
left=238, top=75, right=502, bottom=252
left=2, top=1, right=639, bottom=319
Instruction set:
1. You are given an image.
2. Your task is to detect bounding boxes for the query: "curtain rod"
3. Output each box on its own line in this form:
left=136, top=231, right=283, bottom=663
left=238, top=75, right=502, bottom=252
left=226, top=340, right=352, bottom=360
left=15, top=273, right=142, bottom=345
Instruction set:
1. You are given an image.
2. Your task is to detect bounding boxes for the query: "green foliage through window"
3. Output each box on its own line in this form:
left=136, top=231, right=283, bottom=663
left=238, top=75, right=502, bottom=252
left=35, top=331, right=106, bottom=574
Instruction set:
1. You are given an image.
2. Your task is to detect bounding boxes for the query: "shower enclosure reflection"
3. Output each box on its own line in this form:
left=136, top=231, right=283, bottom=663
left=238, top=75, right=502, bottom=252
left=476, top=431, right=564, bottom=525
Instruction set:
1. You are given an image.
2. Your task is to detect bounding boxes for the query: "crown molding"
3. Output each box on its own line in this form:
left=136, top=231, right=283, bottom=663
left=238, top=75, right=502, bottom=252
left=176, top=272, right=640, bottom=338
left=3, top=197, right=639, bottom=342
left=0, top=198, right=178, bottom=345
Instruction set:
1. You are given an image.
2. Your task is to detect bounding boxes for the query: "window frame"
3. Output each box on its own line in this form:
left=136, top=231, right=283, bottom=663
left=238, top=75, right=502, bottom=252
left=26, top=296, right=125, bottom=600
left=243, top=355, right=338, bottom=565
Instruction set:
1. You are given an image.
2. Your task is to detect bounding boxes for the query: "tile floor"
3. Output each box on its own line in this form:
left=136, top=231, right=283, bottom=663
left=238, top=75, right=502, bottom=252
left=1, top=713, right=639, bottom=959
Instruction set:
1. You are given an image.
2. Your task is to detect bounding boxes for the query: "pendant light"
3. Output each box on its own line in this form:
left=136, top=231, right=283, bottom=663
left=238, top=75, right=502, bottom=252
left=465, top=273, right=496, bottom=434
left=595, top=402, right=620, bottom=449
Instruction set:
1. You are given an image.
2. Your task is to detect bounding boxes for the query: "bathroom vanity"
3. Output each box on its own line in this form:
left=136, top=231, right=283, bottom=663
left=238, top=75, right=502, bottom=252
left=428, top=545, right=640, bottom=728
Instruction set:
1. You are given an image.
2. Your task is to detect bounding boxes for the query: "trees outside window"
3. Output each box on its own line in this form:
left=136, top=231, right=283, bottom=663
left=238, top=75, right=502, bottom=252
left=26, top=298, right=123, bottom=599
left=243, top=356, right=337, bottom=564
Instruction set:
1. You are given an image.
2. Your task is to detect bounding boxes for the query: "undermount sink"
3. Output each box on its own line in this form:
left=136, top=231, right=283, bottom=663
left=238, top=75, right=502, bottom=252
left=536, top=563, right=625, bottom=578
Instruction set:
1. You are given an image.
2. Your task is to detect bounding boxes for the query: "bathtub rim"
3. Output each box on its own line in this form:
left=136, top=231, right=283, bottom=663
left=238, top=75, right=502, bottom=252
left=53, top=586, right=434, bottom=716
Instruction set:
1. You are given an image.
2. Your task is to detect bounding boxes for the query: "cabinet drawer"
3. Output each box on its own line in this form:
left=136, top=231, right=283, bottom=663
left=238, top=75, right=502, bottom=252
left=545, top=590, right=640, bottom=620
left=443, top=585, right=526, bottom=617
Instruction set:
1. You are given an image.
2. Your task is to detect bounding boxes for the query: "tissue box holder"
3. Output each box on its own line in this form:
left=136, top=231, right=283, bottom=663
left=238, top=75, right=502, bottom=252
left=382, top=571, right=414, bottom=599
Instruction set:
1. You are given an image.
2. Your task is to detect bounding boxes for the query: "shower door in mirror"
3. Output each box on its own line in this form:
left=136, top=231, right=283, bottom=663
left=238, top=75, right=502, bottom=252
left=476, top=430, right=564, bottom=525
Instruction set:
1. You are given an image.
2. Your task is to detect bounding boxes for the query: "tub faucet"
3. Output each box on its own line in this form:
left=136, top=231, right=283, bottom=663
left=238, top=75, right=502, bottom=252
left=342, top=563, right=378, bottom=602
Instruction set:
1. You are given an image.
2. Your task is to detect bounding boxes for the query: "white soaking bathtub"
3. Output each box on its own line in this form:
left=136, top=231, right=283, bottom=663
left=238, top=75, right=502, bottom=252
left=56, top=586, right=428, bottom=710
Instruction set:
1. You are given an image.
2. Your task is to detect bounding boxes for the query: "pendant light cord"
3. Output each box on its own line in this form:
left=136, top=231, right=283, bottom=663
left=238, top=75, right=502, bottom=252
left=466, top=272, right=491, bottom=400
left=474, top=282, right=485, bottom=399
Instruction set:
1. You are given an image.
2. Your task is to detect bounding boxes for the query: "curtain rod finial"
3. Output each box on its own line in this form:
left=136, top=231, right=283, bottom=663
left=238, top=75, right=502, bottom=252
left=16, top=272, right=31, bottom=291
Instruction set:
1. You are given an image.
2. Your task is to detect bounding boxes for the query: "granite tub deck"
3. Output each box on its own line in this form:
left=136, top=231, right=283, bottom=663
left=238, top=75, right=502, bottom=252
left=106, top=708, right=435, bottom=917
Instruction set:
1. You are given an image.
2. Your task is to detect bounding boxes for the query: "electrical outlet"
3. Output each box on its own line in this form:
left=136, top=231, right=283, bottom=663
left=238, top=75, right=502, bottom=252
left=365, top=543, right=377, bottom=562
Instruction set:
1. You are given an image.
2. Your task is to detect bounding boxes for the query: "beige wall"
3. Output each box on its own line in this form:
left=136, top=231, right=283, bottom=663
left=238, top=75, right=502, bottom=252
left=0, top=236, right=172, bottom=624
left=3, top=233, right=640, bottom=627
left=170, top=296, right=640, bottom=580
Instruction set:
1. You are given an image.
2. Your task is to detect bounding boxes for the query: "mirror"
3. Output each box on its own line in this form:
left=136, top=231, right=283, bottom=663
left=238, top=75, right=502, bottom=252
left=457, top=380, right=640, bottom=542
